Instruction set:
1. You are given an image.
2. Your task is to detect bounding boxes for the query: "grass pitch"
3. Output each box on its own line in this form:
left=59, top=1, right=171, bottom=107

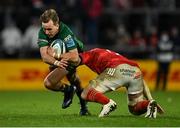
left=0, top=90, right=180, bottom=127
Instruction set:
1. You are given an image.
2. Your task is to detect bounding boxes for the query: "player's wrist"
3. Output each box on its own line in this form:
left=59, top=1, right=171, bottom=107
left=53, top=60, right=60, bottom=66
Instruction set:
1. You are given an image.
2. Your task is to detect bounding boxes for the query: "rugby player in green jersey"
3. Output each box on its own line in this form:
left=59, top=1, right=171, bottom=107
left=37, top=9, right=89, bottom=115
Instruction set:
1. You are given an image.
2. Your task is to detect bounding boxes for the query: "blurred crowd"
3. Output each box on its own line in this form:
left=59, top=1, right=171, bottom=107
left=0, top=0, right=179, bottom=60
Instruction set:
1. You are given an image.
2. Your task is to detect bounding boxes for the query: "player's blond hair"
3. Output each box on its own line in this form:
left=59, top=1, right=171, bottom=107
left=40, top=9, right=59, bottom=25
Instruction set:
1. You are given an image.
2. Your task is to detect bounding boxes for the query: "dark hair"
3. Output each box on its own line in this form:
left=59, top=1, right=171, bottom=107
left=40, top=9, right=59, bottom=25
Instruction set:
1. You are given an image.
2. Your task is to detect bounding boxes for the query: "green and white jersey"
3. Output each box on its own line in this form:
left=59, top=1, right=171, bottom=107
left=37, top=22, right=84, bottom=52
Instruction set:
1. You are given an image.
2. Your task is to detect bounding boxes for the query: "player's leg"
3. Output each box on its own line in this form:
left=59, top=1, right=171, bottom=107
left=81, top=80, right=111, bottom=104
left=81, top=67, right=123, bottom=117
left=128, top=92, right=150, bottom=115
left=44, top=65, right=75, bottom=109
left=44, top=66, right=68, bottom=91
left=66, top=70, right=90, bottom=115
left=81, top=80, right=117, bottom=117
left=61, top=84, right=76, bottom=109
left=126, top=66, right=158, bottom=118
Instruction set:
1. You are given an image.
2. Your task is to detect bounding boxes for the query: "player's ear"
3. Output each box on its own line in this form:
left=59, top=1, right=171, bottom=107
left=53, top=21, right=59, bottom=28
left=55, top=22, right=59, bottom=28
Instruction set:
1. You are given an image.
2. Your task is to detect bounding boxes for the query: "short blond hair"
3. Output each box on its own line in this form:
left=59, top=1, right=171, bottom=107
left=40, top=9, right=59, bottom=25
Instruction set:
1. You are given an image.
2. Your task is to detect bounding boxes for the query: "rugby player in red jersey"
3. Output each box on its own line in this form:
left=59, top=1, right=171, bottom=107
left=76, top=48, right=164, bottom=118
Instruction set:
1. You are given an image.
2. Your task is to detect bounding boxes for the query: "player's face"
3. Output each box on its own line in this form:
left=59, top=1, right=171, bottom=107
left=42, top=20, right=59, bottom=38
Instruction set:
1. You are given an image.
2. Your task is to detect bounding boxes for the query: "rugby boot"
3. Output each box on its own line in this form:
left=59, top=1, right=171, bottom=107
left=62, top=85, right=76, bottom=109
left=99, top=99, right=117, bottom=117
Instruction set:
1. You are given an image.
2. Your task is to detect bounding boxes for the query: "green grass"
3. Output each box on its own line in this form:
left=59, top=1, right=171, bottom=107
left=0, top=90, right=180, bottom=127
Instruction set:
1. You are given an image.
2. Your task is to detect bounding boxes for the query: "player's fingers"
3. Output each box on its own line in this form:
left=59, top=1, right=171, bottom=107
left=145, top=113, right=150, bottom=118
left=59, top=64, right=67, bottom=69
left=153, top=112, right=157, bottom=118
left=61, top=58, right=68, bottom=63
left=56, top=61, right=68, bottom=69
left=157, top=104, right=165, bottom=114
left=61, top=62, right=68, bottom=67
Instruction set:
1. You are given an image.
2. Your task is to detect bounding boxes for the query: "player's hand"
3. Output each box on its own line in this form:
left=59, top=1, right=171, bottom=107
left=157, top=104, right=165, bottom=114
left=54, top=58, right=68, bottom=69
left=145, top=100, right=157, bottom=119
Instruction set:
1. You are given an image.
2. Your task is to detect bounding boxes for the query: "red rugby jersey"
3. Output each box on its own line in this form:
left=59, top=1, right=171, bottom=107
left=80, top=48, right=139, bottom=74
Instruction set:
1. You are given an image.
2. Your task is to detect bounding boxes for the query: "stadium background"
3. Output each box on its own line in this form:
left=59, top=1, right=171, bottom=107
left=0, top=0, right=180, bottom=127
left=0, top=60, right=179, bottom=91
left=0, top=0, right=179, bottom=91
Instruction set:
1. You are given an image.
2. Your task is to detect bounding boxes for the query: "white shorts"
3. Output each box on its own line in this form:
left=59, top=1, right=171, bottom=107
left=90, top=64, right=144, bottom=95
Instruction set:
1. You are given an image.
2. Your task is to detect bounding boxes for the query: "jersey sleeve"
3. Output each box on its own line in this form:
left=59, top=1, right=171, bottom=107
left=37, top=28, right=49, bottom=48
left=64, top=34, right=77, bottom=50
left=79, top=51, right=91, bottom=65
left=60, top=23, right=77, bottom=51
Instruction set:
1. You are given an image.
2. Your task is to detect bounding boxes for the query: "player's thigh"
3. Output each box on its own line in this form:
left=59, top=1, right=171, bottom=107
left=127, top=80, right=144, bottom=106
left=45, top=67, right=68, bottom=83
left=92, top=67, right=127, bottom=93
left=66, top=69, right=78, bottom=82
left=126, top=67, right=144, bottom=105
left=127, top=67, right=143, bottom=95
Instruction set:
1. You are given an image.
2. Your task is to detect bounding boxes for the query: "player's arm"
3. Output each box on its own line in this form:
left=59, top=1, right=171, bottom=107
left=143, top=80, right=165, bottom=114
left=37, top=29, right=67, bottom=68
left=40, top=46, right=68, bottom=69
left=60, top=34, right=80, bottom=65
left=143, top=80, right=153, bottom=101
left=60, top=48, right=80, bottom=66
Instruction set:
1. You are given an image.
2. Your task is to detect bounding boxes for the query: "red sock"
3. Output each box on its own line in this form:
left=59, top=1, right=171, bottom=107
left=86, top=88, right=110, bottom=105
left=129, top=100, right=149, bottom=115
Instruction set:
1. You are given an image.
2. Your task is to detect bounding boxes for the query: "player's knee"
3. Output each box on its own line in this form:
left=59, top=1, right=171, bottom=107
left=81, top=86, right=92, bottom=100
left=128, top=100, right=149, bottom=115
left=44, top=78, right=53, bottom=90
left=128, top=105, right=141, bottom=115
left=128, top=105, right=147, bottom=116
left=81, top=90, right=87, bottom=100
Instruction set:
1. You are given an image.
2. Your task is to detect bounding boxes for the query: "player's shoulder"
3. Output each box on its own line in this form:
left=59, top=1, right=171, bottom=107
left=60, top=22, right=69, bottom=32
left=90, top=48, right=105, bottom=52
left=38, top=28, right=48, bottom=41
left=38, top=27, right=45, bottom=36
left=59, top=21, right=73, bottom=36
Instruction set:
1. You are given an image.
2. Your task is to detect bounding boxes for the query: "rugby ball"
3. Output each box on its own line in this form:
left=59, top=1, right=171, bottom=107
left=50, top=39, right=66, bottom=59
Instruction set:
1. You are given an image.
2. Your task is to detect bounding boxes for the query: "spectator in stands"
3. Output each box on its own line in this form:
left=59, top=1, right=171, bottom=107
left=129, top=29, right=146, bottom=49
left=81, top=0, right=103, bottom=44
left=146, top=25, right=158, bottom=48
left=0, top=21, right=22, bottom=58
left=22, top=17, right=40, bottom=58
left=116, top=24, right=130, bottom=47
left=114, top=0, right=131, bottom=10
left=130, top=0, right=145, bottom=8
left=170, top=26, right=180, bottom=47
left=170, top=26, right=180, bottom=59
left=98, top=14, right=117, bottom=46
left=155, top=31, right=174, bottom=91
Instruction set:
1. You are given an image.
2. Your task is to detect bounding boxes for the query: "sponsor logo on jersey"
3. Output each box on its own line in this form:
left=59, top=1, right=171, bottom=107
left=120, top=69, right=135, bottom=77
left=64, top=35, right=75, bottom=48
left=119, top=69, right=135, bottom=73
left=64, top=35, right=72, bottom=42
